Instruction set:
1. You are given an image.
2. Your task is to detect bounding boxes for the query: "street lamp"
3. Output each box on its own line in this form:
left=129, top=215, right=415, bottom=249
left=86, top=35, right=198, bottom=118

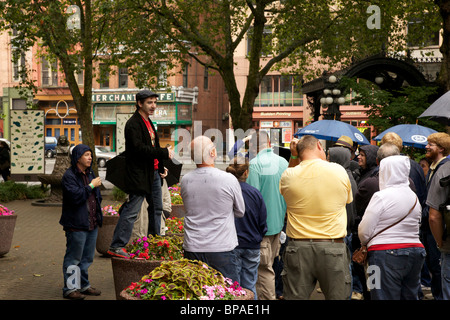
left=321, top=74, right=345, bottom=120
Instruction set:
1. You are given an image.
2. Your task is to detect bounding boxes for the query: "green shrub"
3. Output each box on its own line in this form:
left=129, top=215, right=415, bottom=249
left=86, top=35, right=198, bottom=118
left=0, top=181, right=48, bottom=202
left=112, top=186, right=127, bottom=202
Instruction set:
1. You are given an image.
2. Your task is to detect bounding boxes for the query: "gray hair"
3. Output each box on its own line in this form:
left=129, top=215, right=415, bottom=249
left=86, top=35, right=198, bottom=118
left=377, top=143, right=400, bottom=161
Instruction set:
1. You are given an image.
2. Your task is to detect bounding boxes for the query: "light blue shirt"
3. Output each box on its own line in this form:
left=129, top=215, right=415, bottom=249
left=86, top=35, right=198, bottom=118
left=246, top=148, right=288, bottom=236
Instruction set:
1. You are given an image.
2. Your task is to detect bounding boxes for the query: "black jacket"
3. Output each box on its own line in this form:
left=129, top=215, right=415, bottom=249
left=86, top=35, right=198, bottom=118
left=60, top=144, right=102, bottom=231
left=124, top=110, right=169, bottom=195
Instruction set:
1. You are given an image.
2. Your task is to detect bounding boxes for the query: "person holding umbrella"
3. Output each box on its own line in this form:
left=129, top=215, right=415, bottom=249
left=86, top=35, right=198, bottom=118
left=107, top=90, right=174, bottom=258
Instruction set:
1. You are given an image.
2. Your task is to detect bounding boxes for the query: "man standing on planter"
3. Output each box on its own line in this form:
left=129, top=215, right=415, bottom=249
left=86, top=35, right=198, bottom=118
left=60, top=144, right=103, bottom=300
left=108, top=90, right=174, bottom=258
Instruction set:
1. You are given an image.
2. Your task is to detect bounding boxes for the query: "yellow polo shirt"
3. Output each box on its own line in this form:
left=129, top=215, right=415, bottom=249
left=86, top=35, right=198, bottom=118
left=279, top=159, right=352, bottom=239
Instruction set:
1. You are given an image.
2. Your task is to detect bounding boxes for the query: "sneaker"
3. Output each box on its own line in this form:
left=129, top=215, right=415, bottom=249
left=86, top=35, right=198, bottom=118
left=64, top=291, right=86, bottom=300
left=107, top=247, right=130, bottom=259
left=81, top=287, right=101, bottom=296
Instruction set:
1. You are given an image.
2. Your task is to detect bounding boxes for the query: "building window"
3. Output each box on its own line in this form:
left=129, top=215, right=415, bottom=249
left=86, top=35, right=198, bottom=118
left=407, top=18, right=440, bottom=47
left=158, top=62, right=167, bottom=88
left=12, top=52, right=26, bottom=82
left=204, top=66, right=209, bottom=90
left=247, top=27, right=273, bottom=57
left=254, top=75, right=303, bottom=107
left=41, top=57, right=58, bottom=87
left=76, top=58, right=84, bottom=85
left=119, top=67, right=128, bottom=88
left=182, top=62, right=188, bottom=87
left=99, top=63, right=109, bottom=88
left=12, top=99, right=27, bottom=110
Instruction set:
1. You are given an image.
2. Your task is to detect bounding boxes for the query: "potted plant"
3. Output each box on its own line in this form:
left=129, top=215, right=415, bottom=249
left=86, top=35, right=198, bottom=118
left=0, top=204, right=17, bottom=257
left=120, top=259, right=252, bottom=300
left=164, top=216, right=184, bottom=237
left=111, top=234, right=183, bottom=299
left=168, top=184, right=185, bottom=217
left=96, top=203, right=121, bottom=256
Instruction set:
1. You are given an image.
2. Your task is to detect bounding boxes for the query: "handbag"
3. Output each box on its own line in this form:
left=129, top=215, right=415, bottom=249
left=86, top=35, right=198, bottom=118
left=352, top=197, right=418, bottom=266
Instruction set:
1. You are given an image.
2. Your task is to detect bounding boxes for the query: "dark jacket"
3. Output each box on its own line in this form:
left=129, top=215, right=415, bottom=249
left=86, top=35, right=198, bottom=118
left=60, top=144, right=102, bottom=231
left=124, top=110, right=169, bottom=195
left=358, top=144, right=379, bottom=185
left=422, top=157, right=450, bottom=230
left=235, top=181, right=268, bottom=249
left=328, top=147, right=357, bottom=234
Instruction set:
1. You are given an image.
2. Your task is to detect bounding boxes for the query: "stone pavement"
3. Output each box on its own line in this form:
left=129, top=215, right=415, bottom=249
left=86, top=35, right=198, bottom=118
left=0, top=197, right=117, bottom=300
left=0, top=193, right=325, bottom=301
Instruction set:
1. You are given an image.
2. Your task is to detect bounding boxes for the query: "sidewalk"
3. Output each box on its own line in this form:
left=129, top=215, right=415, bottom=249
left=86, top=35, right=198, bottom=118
left=0, top=197, right=117, bottom=300
left=0, top=161, right=232, bottom=300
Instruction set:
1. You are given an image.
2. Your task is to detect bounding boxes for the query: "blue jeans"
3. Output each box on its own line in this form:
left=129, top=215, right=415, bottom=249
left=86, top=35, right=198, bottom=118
left=110, top=171, right=162, bottom=248
left=235, top=248, right=260, bottom=299
left=368, top=247, right=426, bottom=300
left=184, top=250, right=239, bottom=284
left=422, top=229, right=442, bottom=300
left=62, top=228, right=98, bottom=296
left=441, top=252, right=450, bottom=300
left=148, top=171, right=162, bottom=236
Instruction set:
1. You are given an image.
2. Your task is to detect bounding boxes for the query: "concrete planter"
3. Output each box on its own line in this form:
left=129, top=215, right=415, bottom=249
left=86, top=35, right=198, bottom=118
left=96, top=215, right=119, bottom=256
left=0, top=214, right=17, bottom=257
left=111, top=257, right=162, bottom=300
left=170, top=204, right=185, bottom=218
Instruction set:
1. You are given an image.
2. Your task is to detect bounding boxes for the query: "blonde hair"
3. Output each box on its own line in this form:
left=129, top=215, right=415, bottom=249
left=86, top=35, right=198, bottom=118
left=427, top=132, right=450, bottom=156
left=226, top=157, right=249, bottom=182
left=381, top=132, right=403, bottom=152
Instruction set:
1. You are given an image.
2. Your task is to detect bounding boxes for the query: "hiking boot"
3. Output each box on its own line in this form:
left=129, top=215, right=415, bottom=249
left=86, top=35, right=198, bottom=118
left=107, top=247, right=130, bottom=259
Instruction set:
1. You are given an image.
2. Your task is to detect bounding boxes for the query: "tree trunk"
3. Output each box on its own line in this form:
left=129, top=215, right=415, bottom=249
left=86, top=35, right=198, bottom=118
left=436, top=0, right=450, bottom=91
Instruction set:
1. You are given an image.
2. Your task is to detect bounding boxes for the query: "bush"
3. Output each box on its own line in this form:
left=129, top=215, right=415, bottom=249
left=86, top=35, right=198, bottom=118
left=0, top=181, right=48, bottom=202
left=112, top=186, right=127, bottom=202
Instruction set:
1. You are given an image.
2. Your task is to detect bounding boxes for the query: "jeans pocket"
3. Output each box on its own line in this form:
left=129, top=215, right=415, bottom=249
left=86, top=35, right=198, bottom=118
left=385, top=249, right=409, bottom=270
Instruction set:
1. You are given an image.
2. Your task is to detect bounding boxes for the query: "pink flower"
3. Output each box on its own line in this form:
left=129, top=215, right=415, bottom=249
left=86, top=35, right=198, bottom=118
left=161, top=296, right=166, bottom=300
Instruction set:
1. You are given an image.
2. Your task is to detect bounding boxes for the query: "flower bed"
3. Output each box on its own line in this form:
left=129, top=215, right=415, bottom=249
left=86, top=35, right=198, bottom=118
left=126, top=235, right=183, bottom=261
left=111, top=235, right=184, bottom=299
left=96, top=203, right=121, bottom=256
left=0, top=204, right=15, bottom=216
left=168, top=184, right=183, bottom=205
left=164, top=217, right=184, bottom=235
left=122, top=259, right=250, bottom=300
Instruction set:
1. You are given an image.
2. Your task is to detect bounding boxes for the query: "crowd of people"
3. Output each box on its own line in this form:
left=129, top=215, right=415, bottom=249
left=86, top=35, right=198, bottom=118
left=58, top=89, right=450, bottom=301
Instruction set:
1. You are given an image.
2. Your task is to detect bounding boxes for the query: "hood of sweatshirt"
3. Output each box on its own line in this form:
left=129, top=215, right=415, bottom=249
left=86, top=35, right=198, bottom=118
left=328, top=147, right=351, bottom=170
left=379, top=155, right=410, bottom=190
left=71, top=144, right=92, bottom=169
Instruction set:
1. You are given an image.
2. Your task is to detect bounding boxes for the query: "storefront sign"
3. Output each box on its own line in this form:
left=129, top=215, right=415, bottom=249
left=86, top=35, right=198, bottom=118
left=93, top=92, right=175, bottom=103
left=260, top=112, right=292, bottom=117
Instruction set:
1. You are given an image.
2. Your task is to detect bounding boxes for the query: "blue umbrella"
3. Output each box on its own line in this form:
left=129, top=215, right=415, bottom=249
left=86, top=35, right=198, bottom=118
left=373, top=124, right=437, bottom=148
left=293, top=120, right=370, bottom=145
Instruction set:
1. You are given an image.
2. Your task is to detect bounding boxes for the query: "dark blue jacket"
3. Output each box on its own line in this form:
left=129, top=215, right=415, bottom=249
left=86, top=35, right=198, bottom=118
left=235, top=181, right=268, bottom=249
left=59, top=144, right=102, bottom=231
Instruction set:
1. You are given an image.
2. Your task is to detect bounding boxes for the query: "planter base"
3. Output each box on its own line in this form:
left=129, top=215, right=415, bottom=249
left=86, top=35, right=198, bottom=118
left=96, top=215, right=120, bottom=256
left=111, top=257, right=162, bottom=300
left=0, top=215, right=17, bottom=257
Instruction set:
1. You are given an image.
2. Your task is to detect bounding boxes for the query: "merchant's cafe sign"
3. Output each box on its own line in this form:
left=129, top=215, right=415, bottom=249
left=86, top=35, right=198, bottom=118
left=93, top=92, right=175, bottom=103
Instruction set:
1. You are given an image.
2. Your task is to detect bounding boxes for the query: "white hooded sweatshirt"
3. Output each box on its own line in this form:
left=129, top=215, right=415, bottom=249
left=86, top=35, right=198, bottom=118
left=358, top=155, right=422, bottom=248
